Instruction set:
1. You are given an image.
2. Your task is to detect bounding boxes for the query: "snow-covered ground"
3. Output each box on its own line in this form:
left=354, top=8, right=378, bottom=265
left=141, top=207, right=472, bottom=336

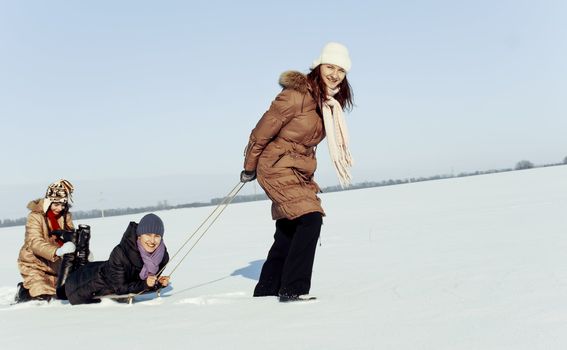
left=1, top=166, right=566, bottom=350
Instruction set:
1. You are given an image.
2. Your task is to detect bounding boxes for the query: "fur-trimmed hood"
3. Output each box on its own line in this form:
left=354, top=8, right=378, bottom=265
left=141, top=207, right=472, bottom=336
left=27, top=198, right=46, bottom=214
left=278, top=71, right=310, bottom=94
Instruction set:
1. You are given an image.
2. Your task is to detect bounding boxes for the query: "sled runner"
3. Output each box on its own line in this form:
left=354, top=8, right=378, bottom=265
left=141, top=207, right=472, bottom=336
left=95, top=289, right=162, bottom=305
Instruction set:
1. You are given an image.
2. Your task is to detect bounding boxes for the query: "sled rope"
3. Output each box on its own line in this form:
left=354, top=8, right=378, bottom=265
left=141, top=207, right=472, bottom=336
left=136, top=181, right=245, bottom=297
left=164, top=181, right=245, bottom=275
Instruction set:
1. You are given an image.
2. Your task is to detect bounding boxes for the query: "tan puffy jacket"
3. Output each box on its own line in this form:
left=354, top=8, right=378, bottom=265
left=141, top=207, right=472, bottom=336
left=244, top=71, right=326, bottom=220
left=17, top=198, right=74, bottom=297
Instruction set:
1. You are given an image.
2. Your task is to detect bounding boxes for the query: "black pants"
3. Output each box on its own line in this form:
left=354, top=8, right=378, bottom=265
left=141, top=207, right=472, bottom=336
left=254, top=212, right=322, bottom=297
left=55, top=227, right=91, bottom=300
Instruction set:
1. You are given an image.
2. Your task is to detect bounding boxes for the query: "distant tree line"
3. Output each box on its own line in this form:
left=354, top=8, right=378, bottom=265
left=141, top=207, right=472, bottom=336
left=2, top=157, right=566, bottom=228
left=515, top=160, right=534, bottom=170
left=0, top=201, right=212, bottom=228
left=1, top=217, right=27, bottom=227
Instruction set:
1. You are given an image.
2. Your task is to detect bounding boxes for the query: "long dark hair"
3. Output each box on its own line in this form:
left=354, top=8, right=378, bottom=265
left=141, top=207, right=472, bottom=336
left=307, top=65, right=354, bottom=112
left=62, top=203, right=72, bottom=230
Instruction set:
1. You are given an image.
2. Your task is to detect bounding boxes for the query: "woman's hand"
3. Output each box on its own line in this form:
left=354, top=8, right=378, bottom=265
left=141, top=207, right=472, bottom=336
left=146, top=275, right=170, bottom=288
left=146, top=275, right=158, bottom=288
left=240, top=170, right=257, bottom=183
left=158, top=276, right=170, bottom=287
left=55, top=241, right=76, bottom=257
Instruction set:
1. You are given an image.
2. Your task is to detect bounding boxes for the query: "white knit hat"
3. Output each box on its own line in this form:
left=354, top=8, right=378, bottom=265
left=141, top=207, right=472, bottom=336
left=311, top=42, right=352, bottom=72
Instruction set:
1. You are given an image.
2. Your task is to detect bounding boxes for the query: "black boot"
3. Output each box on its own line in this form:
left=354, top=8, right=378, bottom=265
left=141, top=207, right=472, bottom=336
left=14, top=282, right=31, bottom=303
left=55, top=230, right=79, bottom=300
left=278, top=294, right=317, bottom=302
left=31, top=294, right=53, bottom=302
left=75, top=224, right=91, bottom=267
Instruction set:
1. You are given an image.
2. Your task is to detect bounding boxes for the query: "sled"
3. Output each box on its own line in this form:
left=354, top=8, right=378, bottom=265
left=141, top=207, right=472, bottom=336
left=95, top=289, right=162, bottom=305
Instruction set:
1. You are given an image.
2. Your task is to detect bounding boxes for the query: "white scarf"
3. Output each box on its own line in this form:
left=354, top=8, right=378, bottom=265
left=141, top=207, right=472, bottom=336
left=322, top=87, right=353, bottom=188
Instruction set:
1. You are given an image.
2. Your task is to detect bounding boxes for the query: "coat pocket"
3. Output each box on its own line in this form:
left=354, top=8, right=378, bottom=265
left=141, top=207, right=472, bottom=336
left=272, top=153, right=316, bottom=176
left=271, top=152, right=287, bottom=167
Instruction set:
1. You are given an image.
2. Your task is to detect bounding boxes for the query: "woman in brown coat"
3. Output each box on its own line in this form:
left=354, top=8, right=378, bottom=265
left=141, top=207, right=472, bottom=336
left=15, top=179, right=76, bottom=302
left=241, top=42, right=354, bottom=302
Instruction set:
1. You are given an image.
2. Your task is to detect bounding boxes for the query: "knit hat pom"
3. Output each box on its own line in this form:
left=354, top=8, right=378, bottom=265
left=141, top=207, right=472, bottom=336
left=136, top=213, right=165, bottom=237
left=311, top=42, right=352, bottom=72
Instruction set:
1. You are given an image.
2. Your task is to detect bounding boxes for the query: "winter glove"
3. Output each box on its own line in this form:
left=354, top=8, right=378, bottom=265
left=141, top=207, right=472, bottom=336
left=55, top=242, right=76, bottom=256
left=240, top=170, right=257, bottom=183
left=49, top=230, right=67, bottom=239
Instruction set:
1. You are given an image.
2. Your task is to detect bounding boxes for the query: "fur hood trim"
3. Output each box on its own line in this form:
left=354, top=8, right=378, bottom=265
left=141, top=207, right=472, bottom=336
left=278, top=71, right=310, bottom=94
left=27, top=198, right=46, bottom=214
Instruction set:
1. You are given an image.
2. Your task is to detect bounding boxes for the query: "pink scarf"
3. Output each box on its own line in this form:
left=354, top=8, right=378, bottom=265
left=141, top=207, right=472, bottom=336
left=137, top=240, right=166, bottom=280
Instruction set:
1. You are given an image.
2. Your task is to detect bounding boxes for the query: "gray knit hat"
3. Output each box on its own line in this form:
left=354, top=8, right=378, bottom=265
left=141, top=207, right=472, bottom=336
left=136, top=213, right=164, bottom=236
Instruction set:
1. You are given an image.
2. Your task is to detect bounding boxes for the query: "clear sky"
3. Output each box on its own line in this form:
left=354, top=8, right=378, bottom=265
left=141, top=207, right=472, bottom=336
left=1, top=0, right=566, bottom=218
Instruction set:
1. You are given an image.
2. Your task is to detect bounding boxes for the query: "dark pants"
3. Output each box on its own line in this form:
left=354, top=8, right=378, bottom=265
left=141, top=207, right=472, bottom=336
left=254, top=212, right=322, bottom=297
left=55, top=227, right=91, bottom=300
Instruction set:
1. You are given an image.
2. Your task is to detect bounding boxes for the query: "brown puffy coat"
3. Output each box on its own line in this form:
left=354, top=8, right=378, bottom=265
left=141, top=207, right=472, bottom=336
left=17, top=198, right=74, bottom=297
left=244, top=71, right=326, bottom=220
